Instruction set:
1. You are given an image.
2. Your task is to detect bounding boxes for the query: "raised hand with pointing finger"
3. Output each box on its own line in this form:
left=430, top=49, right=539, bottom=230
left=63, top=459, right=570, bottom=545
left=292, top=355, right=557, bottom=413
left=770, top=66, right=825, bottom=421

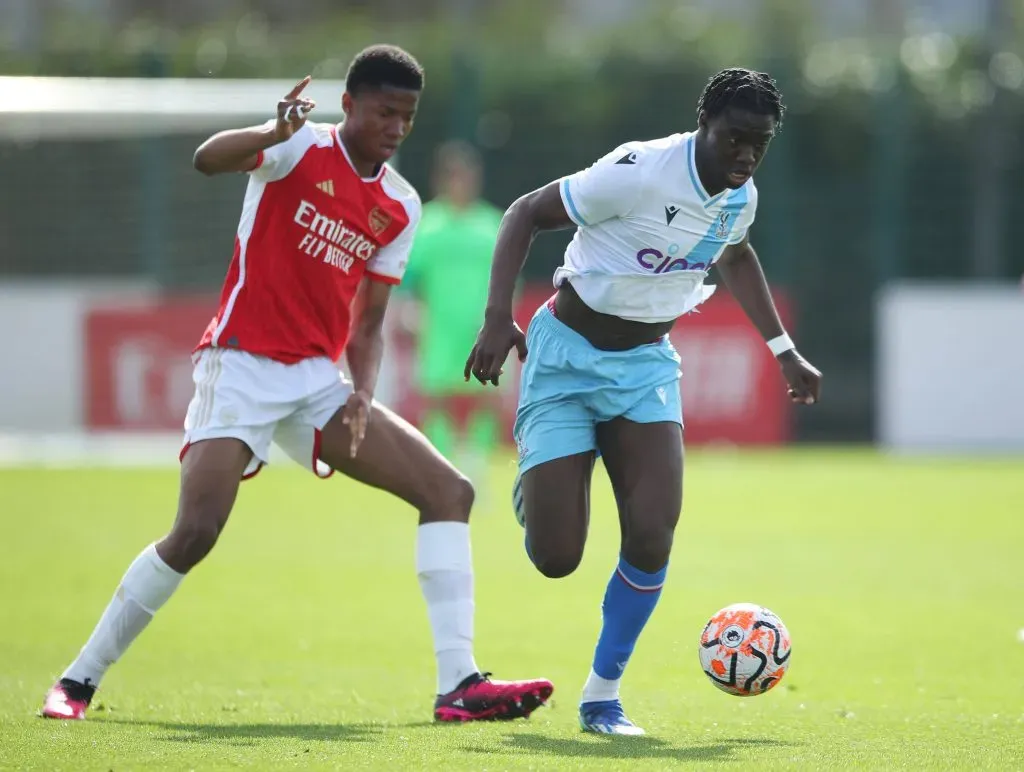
left=192, top=75, right=317, bottom=175
left=275, top=76, right=317, bottom=142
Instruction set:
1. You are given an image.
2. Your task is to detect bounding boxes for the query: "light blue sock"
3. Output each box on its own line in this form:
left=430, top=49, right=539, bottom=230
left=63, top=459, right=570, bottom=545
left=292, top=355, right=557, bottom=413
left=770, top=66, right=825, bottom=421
left=589, top=556, right=667, bottom=684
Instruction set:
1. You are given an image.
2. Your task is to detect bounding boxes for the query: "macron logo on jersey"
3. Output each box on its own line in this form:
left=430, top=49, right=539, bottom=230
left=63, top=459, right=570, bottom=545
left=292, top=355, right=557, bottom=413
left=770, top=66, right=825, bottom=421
left=293, top=200, right=378, bottom=273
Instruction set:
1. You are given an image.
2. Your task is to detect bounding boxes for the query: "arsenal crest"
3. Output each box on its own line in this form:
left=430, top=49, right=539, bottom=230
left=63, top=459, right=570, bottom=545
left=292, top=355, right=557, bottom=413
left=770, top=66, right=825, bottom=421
left=368, top=206, right=392, bottom=236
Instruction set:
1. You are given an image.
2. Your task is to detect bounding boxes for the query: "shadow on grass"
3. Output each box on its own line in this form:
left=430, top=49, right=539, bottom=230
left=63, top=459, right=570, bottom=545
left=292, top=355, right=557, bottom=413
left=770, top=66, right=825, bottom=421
left=103, top=718, right=436, bottom=746
left=102, top=719, right=796, bottom=761
left=468, top=734, right=794, bottom=762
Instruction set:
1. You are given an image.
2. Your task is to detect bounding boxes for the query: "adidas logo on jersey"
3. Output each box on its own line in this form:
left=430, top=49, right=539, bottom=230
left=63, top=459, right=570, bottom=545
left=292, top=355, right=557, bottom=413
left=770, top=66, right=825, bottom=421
left=315, top=180, right=335, bottom=197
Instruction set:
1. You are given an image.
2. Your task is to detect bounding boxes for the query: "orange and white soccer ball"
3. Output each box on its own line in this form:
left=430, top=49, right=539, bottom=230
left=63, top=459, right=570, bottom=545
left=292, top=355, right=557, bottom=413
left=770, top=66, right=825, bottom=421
left=698, top=603, right=791, bottom=696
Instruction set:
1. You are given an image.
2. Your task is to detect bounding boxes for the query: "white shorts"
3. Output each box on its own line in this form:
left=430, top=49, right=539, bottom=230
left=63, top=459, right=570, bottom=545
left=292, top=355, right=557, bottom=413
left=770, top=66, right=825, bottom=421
left=181, top=348, right=351, bottom=479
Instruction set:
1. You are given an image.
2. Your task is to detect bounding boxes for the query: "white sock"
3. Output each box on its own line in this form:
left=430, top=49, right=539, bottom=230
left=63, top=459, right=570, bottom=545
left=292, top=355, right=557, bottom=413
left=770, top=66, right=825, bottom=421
left=581, top=668, right=621, bottom=704
left=62, top=543, right=184, bottom=687
left=416, top=521, right=479, bottom=694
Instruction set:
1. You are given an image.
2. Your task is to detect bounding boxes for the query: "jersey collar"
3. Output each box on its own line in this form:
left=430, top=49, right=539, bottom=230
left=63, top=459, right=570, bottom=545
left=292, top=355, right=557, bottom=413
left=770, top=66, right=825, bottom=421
left=331, top=124, right=386, bottom=183
left=686, top=134, right=727, bottom=208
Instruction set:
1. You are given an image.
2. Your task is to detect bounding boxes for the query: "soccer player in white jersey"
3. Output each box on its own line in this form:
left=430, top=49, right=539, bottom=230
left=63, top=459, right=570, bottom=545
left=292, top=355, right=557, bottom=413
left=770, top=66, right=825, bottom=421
left=465, top=69, right=823, bottom=734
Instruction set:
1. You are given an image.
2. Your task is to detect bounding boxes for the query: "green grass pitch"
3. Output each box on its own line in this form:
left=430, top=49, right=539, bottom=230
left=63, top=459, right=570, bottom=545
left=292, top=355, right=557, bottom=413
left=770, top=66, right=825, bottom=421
left=1, top=449, right=1022, bottom=770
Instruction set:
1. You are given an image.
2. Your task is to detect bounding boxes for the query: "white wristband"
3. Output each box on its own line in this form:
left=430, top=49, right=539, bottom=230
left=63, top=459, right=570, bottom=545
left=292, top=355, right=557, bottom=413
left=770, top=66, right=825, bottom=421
left=767, top=333, right=795, bottom=357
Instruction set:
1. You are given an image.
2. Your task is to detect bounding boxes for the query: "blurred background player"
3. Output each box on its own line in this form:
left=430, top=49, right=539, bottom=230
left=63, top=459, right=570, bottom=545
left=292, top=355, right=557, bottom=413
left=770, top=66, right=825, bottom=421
left=402, top=141, right=504, bottom=493
left=40, top=45, right=552, bottom=725
left=465, top=69, right=822, bottom=735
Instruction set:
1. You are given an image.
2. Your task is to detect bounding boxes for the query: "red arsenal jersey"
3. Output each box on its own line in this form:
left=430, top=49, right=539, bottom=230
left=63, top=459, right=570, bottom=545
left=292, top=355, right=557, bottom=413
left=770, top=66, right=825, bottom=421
left=196, top=121, right=422, bottom=364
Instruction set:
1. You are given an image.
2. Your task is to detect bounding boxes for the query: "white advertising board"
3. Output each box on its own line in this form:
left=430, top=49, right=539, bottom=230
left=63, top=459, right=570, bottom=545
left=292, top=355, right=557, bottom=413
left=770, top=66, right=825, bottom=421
left=877, top=282, right=1024, bottom=452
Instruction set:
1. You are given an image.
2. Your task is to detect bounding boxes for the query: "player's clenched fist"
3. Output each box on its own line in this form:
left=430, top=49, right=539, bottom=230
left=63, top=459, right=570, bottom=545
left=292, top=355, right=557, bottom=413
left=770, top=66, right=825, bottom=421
left=275, top=75, right=317, bottom=142
left=778, top=352, right=822, bottom=406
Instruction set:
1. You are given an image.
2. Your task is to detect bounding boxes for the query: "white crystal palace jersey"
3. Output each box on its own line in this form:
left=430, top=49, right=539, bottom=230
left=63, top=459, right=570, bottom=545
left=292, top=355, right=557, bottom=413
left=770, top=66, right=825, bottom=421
left=557, top=131, right=758, bottom=323
left=197, top=121, right=422, bottom=364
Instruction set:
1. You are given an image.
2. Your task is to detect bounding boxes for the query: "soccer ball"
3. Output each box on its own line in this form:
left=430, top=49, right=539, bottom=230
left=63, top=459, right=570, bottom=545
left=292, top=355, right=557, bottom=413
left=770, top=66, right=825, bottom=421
left=698, top=603, right=791, bottom=696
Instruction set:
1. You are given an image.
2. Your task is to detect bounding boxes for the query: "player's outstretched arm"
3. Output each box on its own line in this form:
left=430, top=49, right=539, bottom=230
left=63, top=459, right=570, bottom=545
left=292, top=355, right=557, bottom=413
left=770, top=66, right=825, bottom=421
left=716, top=239, right=822, bottom=405
left=465, top=181, right=574, bottom=386
left=192, top=76, right=316, bottom=176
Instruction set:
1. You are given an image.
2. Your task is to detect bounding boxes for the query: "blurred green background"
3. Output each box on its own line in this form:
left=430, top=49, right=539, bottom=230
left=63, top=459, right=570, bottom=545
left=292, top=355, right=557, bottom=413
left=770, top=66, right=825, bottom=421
left=2, top=0, right=1024, bottom=442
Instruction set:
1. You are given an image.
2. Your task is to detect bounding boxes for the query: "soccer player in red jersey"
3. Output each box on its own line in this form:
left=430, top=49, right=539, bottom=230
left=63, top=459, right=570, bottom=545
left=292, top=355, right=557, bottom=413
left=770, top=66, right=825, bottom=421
left=40, top=45, right=552, bottom=723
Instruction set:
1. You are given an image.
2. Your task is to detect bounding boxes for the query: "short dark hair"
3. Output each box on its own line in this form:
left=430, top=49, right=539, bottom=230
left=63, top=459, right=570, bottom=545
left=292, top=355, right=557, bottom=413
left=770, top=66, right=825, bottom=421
left=698, top=68, right=785, bottom=127
left=346, top=44, right=424, bottom=96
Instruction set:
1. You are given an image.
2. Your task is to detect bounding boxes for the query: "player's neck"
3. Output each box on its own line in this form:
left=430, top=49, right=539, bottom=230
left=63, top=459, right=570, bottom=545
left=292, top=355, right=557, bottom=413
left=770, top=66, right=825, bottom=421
left=692, top=134, right=726, bottom=198
left=337, top=127, right=381, bottom=179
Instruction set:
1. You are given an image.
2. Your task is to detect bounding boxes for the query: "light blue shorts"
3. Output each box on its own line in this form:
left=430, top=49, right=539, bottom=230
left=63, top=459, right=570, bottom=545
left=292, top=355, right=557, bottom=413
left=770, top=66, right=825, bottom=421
left=513, top=303, right=683, bottom=474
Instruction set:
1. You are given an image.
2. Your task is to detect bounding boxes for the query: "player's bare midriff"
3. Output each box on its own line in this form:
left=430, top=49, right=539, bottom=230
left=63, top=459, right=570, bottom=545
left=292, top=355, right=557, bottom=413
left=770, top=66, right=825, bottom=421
left=553, top=282, right=675, bottom=352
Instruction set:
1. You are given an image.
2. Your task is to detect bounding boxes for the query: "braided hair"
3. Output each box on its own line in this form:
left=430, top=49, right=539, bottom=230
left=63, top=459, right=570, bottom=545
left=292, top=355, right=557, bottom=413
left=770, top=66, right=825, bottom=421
left=697, top=68, right=785, bottom=128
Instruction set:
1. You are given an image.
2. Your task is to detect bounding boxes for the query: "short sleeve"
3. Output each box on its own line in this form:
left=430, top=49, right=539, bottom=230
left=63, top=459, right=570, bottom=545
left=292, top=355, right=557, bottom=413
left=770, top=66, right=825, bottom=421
left=400, top=234, right=423, bottom=291
left=727, top=182, right=759, bottom=245
left=400, top=203, right=440, bottom=292
left=559, top=144, right=646, bottom=227
left=367, top=199, right=422, bottom=285
left=249, top=121, right=314, bottom=183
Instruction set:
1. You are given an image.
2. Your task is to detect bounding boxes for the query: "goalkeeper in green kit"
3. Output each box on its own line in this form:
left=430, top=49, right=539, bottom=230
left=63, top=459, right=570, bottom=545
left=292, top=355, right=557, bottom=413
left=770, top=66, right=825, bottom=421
left=403, top=141, right=504, bottom=489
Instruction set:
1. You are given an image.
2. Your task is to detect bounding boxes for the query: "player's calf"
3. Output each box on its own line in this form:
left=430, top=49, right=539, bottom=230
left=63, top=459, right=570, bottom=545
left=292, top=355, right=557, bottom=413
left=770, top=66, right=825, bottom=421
left=620, top=525, right=675, bottom=576
left=156, top=518, right=222, bottom=574
left=158, top=438, right=250, bottom=572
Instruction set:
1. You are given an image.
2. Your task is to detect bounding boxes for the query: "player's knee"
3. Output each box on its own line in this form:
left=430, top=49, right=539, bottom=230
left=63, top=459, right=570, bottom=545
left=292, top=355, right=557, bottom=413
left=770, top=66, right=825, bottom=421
left=530, top=543, right=583, bottom=579
left=622, top=526, right=674, bottom=574
left=534, top=554, right=582, bottom=579
left=419, top=470, right=475, bottom=522
left=451, top=473, right=476, bottom=517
